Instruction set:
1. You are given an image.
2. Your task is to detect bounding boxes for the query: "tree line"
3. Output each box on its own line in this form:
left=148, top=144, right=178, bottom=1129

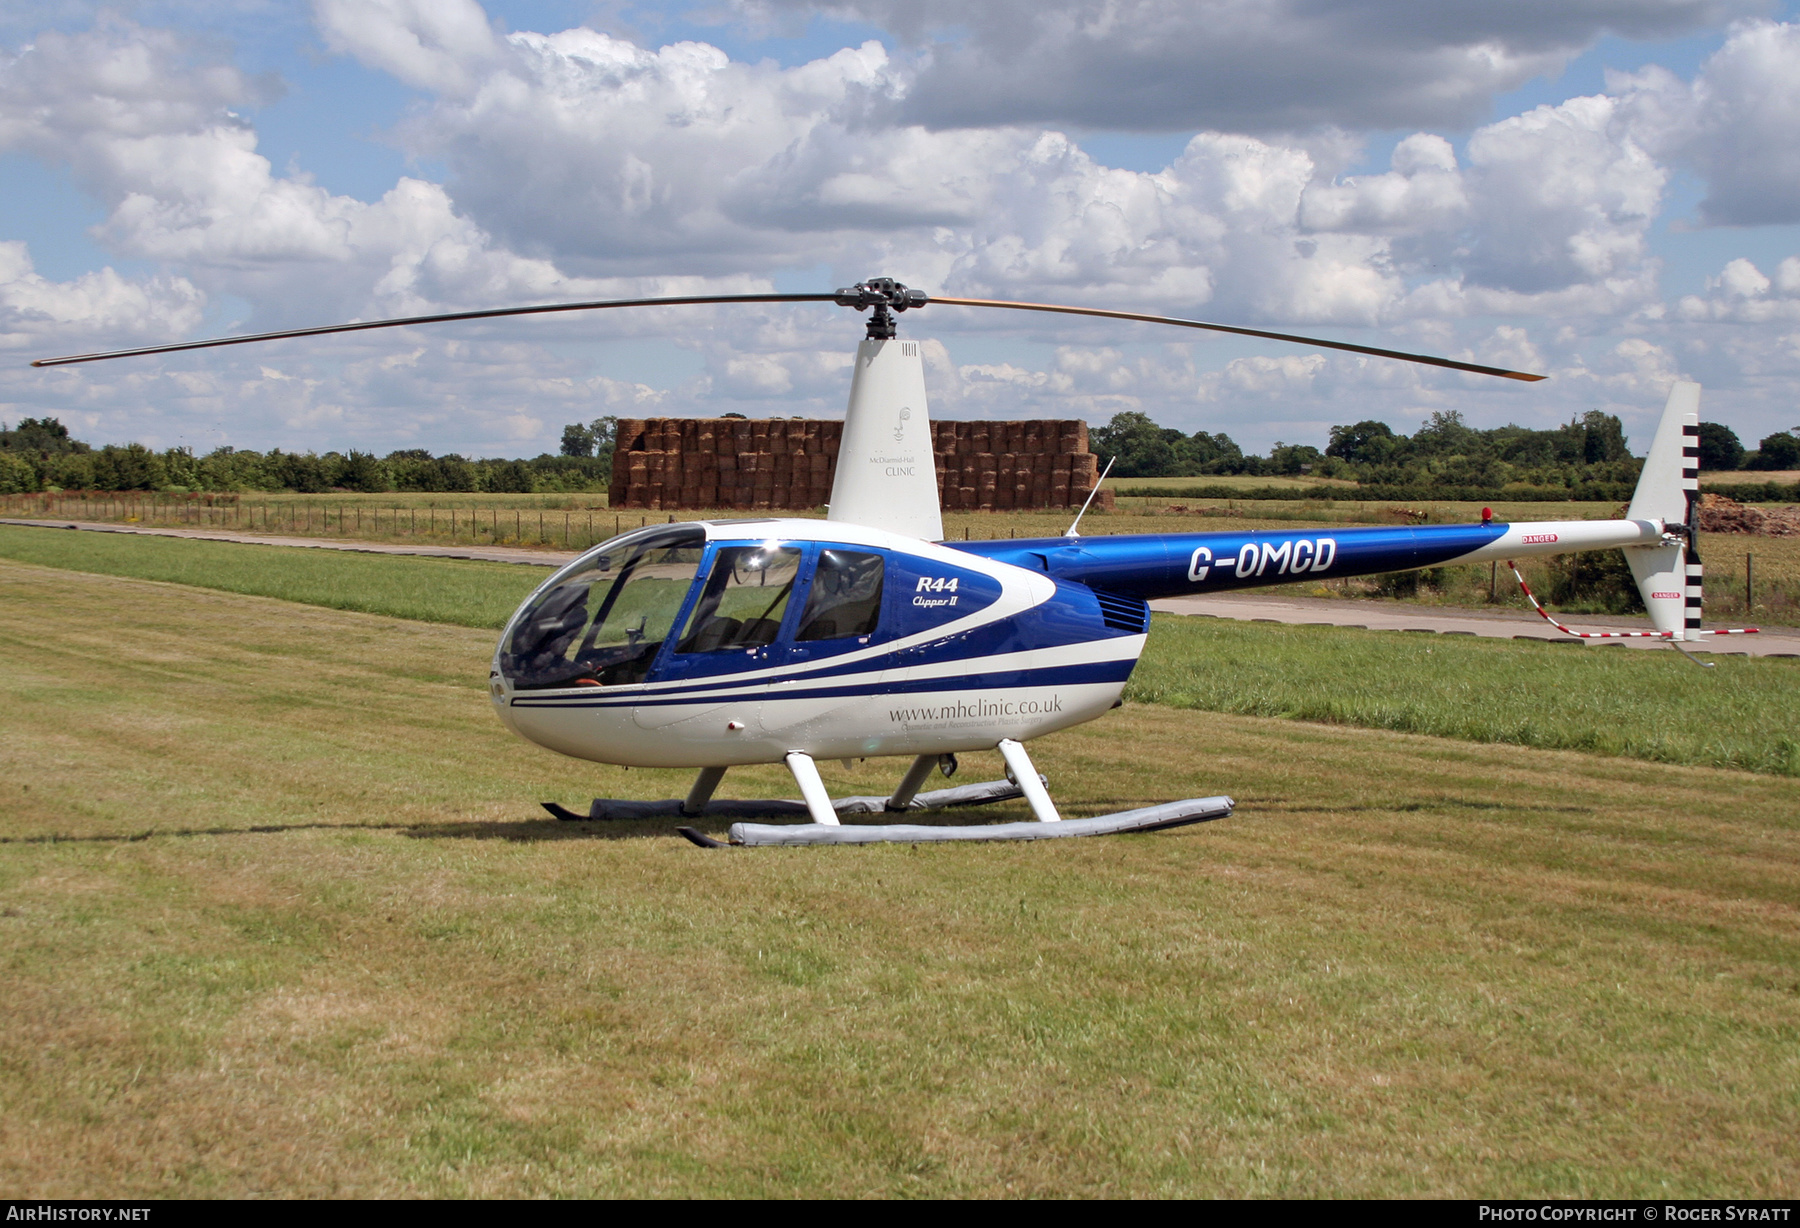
left=4, top=407, right=1793, bottom=497
left=0, top=416, right=619, bottom=495
left=1090, top=409, right=1800, bottom=488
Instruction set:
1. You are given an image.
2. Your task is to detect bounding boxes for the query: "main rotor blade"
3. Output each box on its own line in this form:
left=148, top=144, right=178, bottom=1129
left=930, top=296, right=1546, bottom=382
left=33, top=282, right=1547, bottom=382
left=29, top=292, right=843, bottom=367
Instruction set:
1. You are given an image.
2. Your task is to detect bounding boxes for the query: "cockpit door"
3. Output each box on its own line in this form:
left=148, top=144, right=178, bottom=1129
left=634, top=543, right=895, bottom=738
left=643, top=542, right=805, bottom=687
left=785, top=546, right=887, bottom=668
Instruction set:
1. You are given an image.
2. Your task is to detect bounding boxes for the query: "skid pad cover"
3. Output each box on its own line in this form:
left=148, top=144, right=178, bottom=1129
left=542, top=777, right=1028, bottom=822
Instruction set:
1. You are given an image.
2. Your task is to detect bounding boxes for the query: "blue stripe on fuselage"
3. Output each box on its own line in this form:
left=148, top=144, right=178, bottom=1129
left=949, top=523, right=1508, bottom=600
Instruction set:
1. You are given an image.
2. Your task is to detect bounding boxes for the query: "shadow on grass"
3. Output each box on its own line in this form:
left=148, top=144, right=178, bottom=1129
left=419, top=794, right=1230, bottom=843
left=2, top=817, right=686, bottom=845
left=2, top=820, right=425, bottom=845
left=409, top=817, right=678, bottom=842
left=416, top=800, right=1241, bottom=843
left=1, top=794, right=1588, bottom=848
left=5, top=810, right=1071, bottom=847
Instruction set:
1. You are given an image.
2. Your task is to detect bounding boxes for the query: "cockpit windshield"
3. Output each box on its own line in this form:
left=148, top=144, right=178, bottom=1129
left=501, top=524, right=705, bottom=689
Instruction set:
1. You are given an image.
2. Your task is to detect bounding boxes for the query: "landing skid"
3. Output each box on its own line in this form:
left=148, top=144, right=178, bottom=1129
left=543, top=739, right=1235, bottom=848
left=682, top=796, right=1236, bottom=848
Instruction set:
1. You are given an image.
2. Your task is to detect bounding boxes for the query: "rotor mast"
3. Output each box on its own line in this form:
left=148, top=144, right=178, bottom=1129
left=825, top=279, right=944, bottom=541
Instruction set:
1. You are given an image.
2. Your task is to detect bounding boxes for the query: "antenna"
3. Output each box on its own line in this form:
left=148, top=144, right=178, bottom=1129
left=1065, top=455, right=1116, bottom=538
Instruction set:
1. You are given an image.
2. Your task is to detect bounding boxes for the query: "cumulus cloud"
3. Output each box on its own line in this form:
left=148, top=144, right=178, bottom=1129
left=1197, top=352, right=1329, bottom=400
left=323, top=10, right=1675, bottom=341
left=1615, top=20, right=1800, bottom=225
left=0, top=4, right=1677, bottom=348
left=1301, top=134, right=1467, bottom=235
left=730, top=0, right=1752, bottom=132
left=0, top=241, right=205, bottom=351
left=0, top=19, right=277, bottom=191
left=1459, top=95, right=1665, bottom=295
left=313, top=0, right=505, bottom=95
left=1672, top=255, right=1800, bottom=321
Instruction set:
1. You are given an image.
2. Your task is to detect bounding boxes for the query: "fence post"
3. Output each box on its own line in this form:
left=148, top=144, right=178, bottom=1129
left=1746, top=551, right=1753, bottom=612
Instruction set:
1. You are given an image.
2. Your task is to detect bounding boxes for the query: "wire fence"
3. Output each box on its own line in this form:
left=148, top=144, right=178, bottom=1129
left=0, top=490, right=651, bottom=554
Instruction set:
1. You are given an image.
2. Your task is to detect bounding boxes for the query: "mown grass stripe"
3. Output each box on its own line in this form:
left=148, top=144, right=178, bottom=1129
left=1127, top=614, right=1799, bottom=776
left=0, top=523, right=539, bottom=629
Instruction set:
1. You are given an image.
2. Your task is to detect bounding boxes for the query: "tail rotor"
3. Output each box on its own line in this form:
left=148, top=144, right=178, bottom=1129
left=1682, top=484, right=1704, bottom=643
left=1608, top=383, right=1756, bottom=657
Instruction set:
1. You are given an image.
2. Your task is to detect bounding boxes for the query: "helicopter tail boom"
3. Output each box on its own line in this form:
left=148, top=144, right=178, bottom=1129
left=949, top=380, right=1725, bottom=642
left=951, top=518, right=1662, bottom=603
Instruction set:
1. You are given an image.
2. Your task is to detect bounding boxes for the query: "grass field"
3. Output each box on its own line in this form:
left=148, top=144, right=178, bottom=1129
left=1108, top=473, right=1357, bottom=493
left=1, top=559, right=1796, bottom=1196
left=1, top=525, right=1792, bottom=777
left=0, top=523, right=541, bottom=628
left=1130, top=616, right=1799, bottom=776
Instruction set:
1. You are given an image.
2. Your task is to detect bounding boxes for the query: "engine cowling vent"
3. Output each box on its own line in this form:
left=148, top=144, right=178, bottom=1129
left=1093, top=590, right=1150, bottom=634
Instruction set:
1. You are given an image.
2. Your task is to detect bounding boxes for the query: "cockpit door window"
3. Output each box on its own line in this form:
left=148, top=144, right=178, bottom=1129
left=795, top=549, right=884, bottom=641
left=674, top=544, right=804, bottom=654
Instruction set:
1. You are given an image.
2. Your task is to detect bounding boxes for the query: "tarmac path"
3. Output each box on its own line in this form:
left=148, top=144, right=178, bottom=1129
left=7, top=516, right=1797, bottom=657
left=0, top=516, right=573, bottom=568
left=1149, top=592, right=1800, bottom=657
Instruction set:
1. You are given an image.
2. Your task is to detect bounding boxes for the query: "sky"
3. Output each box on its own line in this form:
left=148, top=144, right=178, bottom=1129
left=3, top=0, right=1800, bottom=459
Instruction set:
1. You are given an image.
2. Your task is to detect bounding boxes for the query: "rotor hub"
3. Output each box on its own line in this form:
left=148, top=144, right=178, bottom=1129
left=834, top=277, right=929, bottom=340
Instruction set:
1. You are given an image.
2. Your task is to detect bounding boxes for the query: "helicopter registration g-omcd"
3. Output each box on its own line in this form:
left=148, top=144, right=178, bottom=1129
left=34, top=279, right=1749, bottom=847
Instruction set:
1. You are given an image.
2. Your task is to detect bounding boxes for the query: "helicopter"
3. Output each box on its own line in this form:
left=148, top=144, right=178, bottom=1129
left=33, top=278, right=1747, bottom=846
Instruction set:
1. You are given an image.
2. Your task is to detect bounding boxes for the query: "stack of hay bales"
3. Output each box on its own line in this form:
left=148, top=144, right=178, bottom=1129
left=609, top=418, right=839, bottom=512
left=609, top=417, right=1106, bottom=513
left=929, top=419, right=1099, bottom=512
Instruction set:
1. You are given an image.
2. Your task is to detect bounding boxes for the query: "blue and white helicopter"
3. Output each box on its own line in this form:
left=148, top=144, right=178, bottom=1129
left=35, top=279, right=1731, bottom=846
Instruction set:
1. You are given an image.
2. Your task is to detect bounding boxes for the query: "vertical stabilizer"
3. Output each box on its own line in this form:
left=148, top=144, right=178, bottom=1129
left=1625, top=381, right=1702, bottom=639
left=827, top=339, right=944, bottom=541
